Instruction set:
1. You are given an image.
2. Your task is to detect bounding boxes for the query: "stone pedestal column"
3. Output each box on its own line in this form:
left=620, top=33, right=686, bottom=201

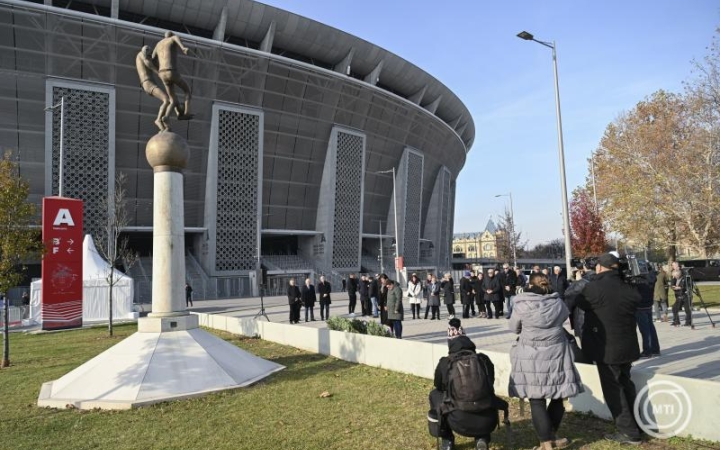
left=140, top=132, right=197, bottom=332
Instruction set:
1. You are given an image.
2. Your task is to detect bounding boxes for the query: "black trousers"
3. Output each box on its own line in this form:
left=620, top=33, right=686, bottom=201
left=446, top=304, right=455, bottom=316
left=360, top=295, right=370, bottom=316
left=304, top=305, right=315, bottom=321
left=410, top=303, right=421, bottom=318
left=289, top=302, right=301, bottom=323
left=492, top=300, right=504, bottom=315
left=424, top=302, right=432, bottom=319
left=429, top=389, right=494, bottom=444
left=529, top=398, right=565, bottom=442
left=484, top=301, right=494, bottom=318
left=320, top=301, right=330, bottom=320
left=348, top=293, right=357, bottom=314
left=672, top=296, right=692, bottom=326
left=596, top=362, right=641, bottom=439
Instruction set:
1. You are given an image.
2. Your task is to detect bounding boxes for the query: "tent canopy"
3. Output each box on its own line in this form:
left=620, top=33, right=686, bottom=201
left=30, top=235, right=135, bottom=323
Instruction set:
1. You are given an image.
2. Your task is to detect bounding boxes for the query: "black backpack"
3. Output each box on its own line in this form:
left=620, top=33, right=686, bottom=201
left=443, top=350, right=493, bottom=412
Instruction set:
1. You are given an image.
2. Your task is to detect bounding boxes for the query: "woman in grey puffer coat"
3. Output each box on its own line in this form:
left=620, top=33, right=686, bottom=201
left=508, top=273, right=583, bottom=450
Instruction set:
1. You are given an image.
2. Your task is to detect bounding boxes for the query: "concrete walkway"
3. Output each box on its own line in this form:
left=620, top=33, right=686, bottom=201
left=187, top=295, right=720, bottom=382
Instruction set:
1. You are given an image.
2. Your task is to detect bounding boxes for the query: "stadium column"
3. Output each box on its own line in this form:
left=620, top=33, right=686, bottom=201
left=384, top=147, right=424, bottom=280
left=423, top=166, right=453, bottom=271
left=204, top=104, right=264, bottom=296
left=312, top=127, right=366, bottom=278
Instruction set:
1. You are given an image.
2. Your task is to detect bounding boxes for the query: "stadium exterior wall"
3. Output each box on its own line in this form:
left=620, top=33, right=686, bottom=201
left=0, top=0, right=474, bottom=298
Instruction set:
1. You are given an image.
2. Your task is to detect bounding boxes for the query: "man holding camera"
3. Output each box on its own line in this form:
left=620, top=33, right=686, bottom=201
left=576, top=252, right=643, bottom=445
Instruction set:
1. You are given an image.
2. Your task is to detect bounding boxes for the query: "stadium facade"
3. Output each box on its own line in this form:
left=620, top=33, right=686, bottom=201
left=0, top=0, right=474, bottom=299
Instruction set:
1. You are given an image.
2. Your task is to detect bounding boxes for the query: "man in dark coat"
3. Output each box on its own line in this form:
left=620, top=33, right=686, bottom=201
left=347, top=273, right=359, bottom=315
left=635, top=271, right=660, bottom=358
left=576, top=253, right=642, bottom=445
left=501, top=263, right=518, bottom=319
left=317, top=275, right=332, bottom=320
left=482, top=269, right=501, bottom=319
left=460, top=271, right=473, bottom=319
left=429, top=319, right=506, bottom=450
left=377, top=273, right=389, bottom=327
left=358, top=275, right=370, bottom=316
left=300, top=278, right=316, bottom=322
left=287, top=278, right=302, bottom=324
left=470, top=272, right=482, bottom=318
left=369, top=275, right=380, bottom=318
left=550, top=266, right=568, bottom=300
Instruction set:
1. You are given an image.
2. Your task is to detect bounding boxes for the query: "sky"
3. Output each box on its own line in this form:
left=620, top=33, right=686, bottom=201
left=260, top=0, right=719, bottom=246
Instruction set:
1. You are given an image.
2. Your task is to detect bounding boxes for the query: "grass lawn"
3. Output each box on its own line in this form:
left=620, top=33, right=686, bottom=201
left=696, top=285, right=720, bottom=308
left=0, top=324, right=715, bottom=450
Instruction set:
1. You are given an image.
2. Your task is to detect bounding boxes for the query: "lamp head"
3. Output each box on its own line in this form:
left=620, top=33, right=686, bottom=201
left=517, top=31, right=534, bottom=40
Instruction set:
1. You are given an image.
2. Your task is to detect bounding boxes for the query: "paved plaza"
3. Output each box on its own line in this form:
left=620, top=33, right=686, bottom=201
left=185, top=294, right=720, bottom=382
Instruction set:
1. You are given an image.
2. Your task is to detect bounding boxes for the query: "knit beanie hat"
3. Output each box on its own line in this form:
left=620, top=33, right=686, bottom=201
left=447, top=318, right=465, bottom=339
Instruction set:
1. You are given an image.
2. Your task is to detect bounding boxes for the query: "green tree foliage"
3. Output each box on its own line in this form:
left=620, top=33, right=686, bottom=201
left=1, top=151, right=43, bottom=368
left=593, top=30, right=720, bottom=259
left=569, top=187, right=606, bottom=258
left=0, top=151, right=42, bottom=295
left=495, top=207, right=526, bottom=264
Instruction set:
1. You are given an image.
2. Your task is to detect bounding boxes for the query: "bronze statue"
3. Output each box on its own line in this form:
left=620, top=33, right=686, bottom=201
left=152, top=31, right=193, bottom=121
left=136, top=45, right=170, bottom=132
left=137, top=31, right=193, bottom=132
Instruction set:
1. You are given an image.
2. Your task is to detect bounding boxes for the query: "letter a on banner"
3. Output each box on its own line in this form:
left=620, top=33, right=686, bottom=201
left=41, top=197, right=84, bottom=330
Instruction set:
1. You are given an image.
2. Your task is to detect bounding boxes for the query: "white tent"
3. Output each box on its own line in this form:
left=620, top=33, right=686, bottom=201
left=30, top=235, right=135, bottom=324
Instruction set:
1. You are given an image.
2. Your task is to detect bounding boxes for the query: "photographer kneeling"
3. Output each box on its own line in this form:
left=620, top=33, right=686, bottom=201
left=428, top=319, right=508, bottom=450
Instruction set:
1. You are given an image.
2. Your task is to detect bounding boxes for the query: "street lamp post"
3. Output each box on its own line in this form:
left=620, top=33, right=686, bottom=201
left=45, top=96, right=65, bottom=197
left=376, top=167, right=400, bottom=283
left=517, top=30, right=573, bottom=272
left=495, top=193, right=517, bottom=268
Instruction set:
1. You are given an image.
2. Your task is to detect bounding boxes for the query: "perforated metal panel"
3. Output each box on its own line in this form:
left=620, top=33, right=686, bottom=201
left=403, top=151, right=423, bottom=266
left=50, top=86, right=111, bottom=241
left=214, top=109, right=260, bottom=272
left=438, top=168, right=452, bottom=269
left=331, top=131, right=364, bottom=268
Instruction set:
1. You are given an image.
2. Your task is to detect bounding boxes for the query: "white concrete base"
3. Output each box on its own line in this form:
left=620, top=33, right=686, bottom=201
left=37, top=328, right=284, bottom=410
left=138, top=314, right=198, bottom=333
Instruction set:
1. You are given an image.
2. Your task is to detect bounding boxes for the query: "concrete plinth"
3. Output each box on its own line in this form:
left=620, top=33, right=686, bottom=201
left=38, top=132, right=284, bottom=410
left=37, top=327, right=284, bottom=410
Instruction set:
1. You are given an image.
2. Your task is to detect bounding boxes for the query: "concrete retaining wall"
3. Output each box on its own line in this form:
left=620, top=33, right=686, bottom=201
left=195, top=313, right=719, bottom=442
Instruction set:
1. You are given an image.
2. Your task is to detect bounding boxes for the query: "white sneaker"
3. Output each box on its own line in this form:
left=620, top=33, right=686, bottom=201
left=449, top=315, right=455, bottom=319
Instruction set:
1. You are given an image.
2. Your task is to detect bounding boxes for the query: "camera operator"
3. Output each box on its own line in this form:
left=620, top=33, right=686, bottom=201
left=670, top=269, right=692, bottom=327
left=576, top=253, right=642, bottom=445
left=564, top=258, right=597, bottom=343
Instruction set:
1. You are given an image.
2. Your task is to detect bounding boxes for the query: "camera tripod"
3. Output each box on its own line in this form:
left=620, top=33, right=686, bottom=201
left=684, top=269, right=715, bottom=329
left=253, top=283, right=270, bottom=321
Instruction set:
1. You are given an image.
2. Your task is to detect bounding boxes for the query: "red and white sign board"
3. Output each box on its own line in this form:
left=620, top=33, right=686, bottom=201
left=41, top=197, right=83, bottom=330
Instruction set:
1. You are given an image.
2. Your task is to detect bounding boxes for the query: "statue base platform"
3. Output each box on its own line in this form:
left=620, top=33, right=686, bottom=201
left=37, top=322, right=284, bottom=410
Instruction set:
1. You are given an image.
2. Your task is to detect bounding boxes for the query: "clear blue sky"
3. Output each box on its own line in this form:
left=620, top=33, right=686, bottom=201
left=261, top=0, right=719, bottom=246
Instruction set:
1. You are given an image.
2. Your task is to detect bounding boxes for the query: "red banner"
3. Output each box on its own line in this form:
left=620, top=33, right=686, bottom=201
left=41, top=197, right=83, bottom=330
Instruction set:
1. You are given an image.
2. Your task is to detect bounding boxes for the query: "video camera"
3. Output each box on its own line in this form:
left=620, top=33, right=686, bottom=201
left=618, top=254, right=650, bottom=283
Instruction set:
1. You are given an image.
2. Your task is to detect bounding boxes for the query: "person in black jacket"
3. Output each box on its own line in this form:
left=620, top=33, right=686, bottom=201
left=358, top=275, right=370, bottom=317
left=576, top=253, right=642, bottom=445
left=482, top=269, right=501, bottom=319
left=501, top=264, right=518, bottom=319
left=550, top=266, right=568, bottom=300
left=670, top=269, right=691, bottom=327
left=369, top=275, right=380, bottom=318
left=460, top=271, right=473, bottom=318
left=634, top=271, right=660, bottom=358
left=287, top=278, right=302, bottom=324
left=439, top=273, right=456, bottom=319
left=474, top=273, right=485, bottom=318
left=317, top=275, right=332, bottom=320
left=347, top=273, right=359, bottom=315
left=429, top=319, right=505, bottom=450
left=300, top=278, right=316, bottom=322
